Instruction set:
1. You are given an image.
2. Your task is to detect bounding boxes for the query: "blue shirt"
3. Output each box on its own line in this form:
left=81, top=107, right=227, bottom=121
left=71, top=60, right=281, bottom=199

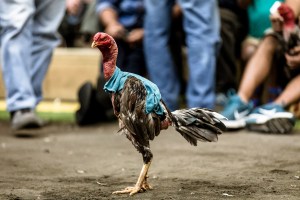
left=96, top=0, right=144, bottom=30
left=103, top=67, right=164, bottom=115
left=248, top=0, right=284, bottom=38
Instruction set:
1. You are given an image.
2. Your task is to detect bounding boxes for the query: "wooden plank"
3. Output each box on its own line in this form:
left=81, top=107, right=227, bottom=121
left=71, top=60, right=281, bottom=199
left=0, top=48, right=101, bottom=101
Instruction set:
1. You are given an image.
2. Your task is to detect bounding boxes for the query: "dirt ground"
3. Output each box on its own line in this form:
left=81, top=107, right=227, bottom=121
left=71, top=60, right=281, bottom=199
left=0, top=120, right=300, bottom=200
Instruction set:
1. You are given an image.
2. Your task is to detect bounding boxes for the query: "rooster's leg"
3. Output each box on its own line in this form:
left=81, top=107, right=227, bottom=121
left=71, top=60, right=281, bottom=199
left=112, top=160, right=152, bottom=195
left=113, top=148, right=153, bottom=196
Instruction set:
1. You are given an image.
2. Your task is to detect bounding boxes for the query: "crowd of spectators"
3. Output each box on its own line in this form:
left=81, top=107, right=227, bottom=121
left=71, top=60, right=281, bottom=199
left=68, top=0, right=300, bottom=135
left=1, top=0, right=300, bottom=135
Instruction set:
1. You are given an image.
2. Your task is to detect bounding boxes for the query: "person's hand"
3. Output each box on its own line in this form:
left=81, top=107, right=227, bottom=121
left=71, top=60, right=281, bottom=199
left=105, top=23, right=127, bottom=40
left=285, top=46, right=300, bottom=69
left=126, top=28, right=144, bottom=45
left=66, top=0, right=82, bottom=15
left=270, top=13, right=284, bottom=32
left=270, top=3, right=296, bottom=41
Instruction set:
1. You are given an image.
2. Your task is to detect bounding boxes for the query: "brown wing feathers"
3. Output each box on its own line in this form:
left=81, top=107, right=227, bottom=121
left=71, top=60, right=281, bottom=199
left=116, top=76, right=161, bottom=147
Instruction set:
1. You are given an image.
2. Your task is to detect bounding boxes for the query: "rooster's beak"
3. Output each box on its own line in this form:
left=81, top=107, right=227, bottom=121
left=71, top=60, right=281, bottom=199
left=91, top=41, right=97, bottom=48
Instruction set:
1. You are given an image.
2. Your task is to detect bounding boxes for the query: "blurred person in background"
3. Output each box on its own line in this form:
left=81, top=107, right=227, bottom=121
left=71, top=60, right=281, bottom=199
left=144, top=0, right=220, bottom=111
left=0, top=0, right=65, bottom=131
left=238, top=0, right=285, bottom=108
left=61, top=0, right=98, bottom=47
left=96, top=0, right=147, bottom=76
left=216, top=0, right=250, bottom=106
left=220, top=0, right=300, bottom=134
left=241, top=0, right=284, bottom=65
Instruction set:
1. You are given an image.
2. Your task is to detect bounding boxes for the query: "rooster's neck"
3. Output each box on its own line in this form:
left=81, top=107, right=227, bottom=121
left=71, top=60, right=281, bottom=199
left=101, top=45, right=118, bottom=81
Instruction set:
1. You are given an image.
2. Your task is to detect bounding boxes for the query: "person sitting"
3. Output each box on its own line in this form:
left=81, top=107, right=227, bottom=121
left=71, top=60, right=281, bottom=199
left=241, top=0, right=284, bottom=64
left=220, top=0, right=300, bottom=134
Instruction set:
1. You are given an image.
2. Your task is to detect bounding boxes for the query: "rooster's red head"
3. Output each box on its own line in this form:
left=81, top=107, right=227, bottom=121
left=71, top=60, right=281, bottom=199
left=91, top=32, right=116, bottom=49
left=91, top=32, right=118, bottom=80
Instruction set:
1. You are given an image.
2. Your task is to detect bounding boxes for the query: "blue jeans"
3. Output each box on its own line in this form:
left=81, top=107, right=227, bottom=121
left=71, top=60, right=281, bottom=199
left=0, top=0, right=65, bottom=112
left=144, top=0, right=220, bottom=110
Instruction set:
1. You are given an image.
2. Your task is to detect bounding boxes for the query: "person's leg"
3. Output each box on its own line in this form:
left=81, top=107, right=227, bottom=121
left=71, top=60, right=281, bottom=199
left=238, top=36, right=279, bottom=103
left=31, top=0, right=65, bottom=104
left=144, top=0, right=179, bottom=111
left=216, top=8, right=240, bottom=94
left=220, top=36, right=280, bottom=129
left=244, top=75, right=299, bottom=134
left=178, top=0, right=220, bottom=109
left=0, top=0, right=36, bottom=112
left=274, top=74, right=300, bottom=106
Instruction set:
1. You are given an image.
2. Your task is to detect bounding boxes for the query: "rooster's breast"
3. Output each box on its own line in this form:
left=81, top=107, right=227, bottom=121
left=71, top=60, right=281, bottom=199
left=114, top=76, right=162, bottom=145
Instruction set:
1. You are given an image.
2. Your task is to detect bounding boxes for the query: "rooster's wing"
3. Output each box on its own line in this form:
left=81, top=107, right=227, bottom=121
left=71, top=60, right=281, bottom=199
left=114, top=76, right=163, bottom=151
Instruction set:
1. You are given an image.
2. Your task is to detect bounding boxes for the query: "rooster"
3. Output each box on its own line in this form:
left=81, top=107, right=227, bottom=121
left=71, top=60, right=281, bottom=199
left=91, top=32, right=226, bottom=196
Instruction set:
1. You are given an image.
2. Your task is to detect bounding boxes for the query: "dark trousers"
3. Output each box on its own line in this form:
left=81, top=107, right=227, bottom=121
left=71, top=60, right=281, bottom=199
left=216, top=8, right=247, bottom=94
left=116, top=40, right=147, bottom=76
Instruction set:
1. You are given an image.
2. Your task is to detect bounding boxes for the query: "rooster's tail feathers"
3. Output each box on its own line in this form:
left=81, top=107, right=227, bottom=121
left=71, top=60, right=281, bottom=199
left=171, top=108, right=226, bottom=146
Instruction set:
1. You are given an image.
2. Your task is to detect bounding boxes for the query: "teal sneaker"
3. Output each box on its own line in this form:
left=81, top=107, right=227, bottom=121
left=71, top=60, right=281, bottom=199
left=246, top=103, right=295, bottom=134
left=220, top=94, right=253, bottom=129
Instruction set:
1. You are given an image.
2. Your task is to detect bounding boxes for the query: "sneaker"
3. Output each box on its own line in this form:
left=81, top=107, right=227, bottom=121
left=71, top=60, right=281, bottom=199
left=220, top=94, right=253, bottom=129
left=246, top=103, right=295, bottom=134
left=11, top=109, right=44, bottom=130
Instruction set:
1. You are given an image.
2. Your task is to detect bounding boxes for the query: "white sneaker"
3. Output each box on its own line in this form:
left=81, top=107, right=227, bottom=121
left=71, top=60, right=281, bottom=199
left=246, top=103, right=295, bottom=134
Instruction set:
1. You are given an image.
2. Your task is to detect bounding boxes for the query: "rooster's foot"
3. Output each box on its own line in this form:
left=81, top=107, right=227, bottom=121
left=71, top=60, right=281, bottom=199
left=142, top=180, right=152, bottom=190
left=112, top=181, right=152, bottom=196
left=112, top=186, right=143, bottom=196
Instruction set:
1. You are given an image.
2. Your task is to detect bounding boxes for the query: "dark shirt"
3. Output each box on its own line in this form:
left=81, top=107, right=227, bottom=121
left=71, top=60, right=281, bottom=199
left=96, top=0, right=144, bottom=30
left=219, top=0, right=243, bottom=14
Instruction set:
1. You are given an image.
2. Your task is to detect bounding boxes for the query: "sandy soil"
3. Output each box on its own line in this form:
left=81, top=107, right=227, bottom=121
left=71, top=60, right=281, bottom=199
left=0, top=120, right=300, bottom=200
